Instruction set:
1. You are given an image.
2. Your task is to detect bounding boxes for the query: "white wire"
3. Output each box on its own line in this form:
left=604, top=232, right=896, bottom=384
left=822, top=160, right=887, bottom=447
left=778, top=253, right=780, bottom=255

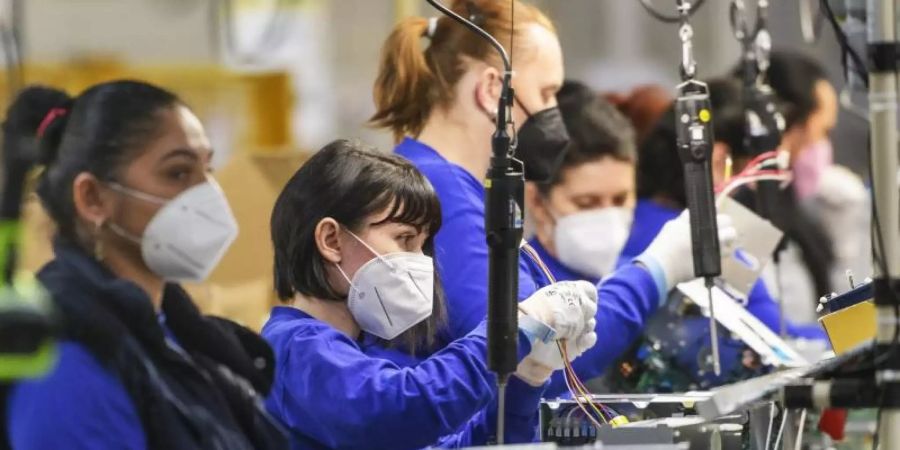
left=793, top=409, right=807, bottom=450
left=764, top=402, right=777, bottom=449
left=773, top=408, right=789, bottom=450
left=716, top=174, right=792, bottom=205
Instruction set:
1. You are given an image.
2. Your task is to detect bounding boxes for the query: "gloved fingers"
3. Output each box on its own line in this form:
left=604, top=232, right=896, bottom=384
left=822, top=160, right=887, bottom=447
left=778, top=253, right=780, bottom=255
left=584, top=318, right=597, bottom=334
left=526, top=340, right=566, bottom=371
left=715, top=213, right=738, bottom=259
left=573, top=281, right=598, bottom=322
left=575, top=331, right=598, bottom=355
left=552, top=308, right=579, bottom=339
left=716, top=214, right=737, bottom=241
left=574, top=280, right=598, bottom=305
left=582, top=299, right=598, bottom=324
left=555, top=282, right=590, bottom=337
left=516, top=357, right=555, bottom=387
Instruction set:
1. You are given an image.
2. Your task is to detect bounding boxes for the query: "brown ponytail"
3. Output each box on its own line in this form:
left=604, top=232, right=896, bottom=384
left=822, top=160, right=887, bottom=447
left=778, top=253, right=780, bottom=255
left=370, top=17, right=436, bottom=143
left=370, top=0, right=555, bottom=142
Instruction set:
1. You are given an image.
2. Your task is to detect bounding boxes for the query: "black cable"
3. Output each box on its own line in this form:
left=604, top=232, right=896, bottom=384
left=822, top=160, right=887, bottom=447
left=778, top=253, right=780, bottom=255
left=819, top=0, right=869, bottom=87
left=509, top=0, right=514, bottom=68
left=638, top=0, right=707, bottom=24
left=425, top=0, right=511, bottom=73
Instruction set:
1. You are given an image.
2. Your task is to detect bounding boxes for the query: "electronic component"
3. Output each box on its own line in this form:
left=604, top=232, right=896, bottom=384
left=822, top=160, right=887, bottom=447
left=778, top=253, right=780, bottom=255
left=540, top=393, right=761, bottom=448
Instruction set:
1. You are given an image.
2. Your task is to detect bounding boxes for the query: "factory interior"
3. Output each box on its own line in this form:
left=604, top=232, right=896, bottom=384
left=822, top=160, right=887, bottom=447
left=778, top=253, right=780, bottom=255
left=0, top=0, right=899, bottom=449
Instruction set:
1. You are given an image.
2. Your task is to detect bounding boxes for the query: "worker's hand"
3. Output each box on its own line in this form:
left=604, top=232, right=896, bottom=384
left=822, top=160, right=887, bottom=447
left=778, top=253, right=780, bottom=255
left=518, top=280, right=598, bottom=341
left=515, top=281, right=599, bottom=386
left=515, top=325, right=598, bottom=386
left=635, top=211, right=737, bottom=291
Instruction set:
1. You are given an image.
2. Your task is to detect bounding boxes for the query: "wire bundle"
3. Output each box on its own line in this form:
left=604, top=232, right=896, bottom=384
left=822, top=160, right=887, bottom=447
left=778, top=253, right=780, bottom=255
left=520, top=243, right=626, bottom=430
left=715, top=150, right=791, bottom=202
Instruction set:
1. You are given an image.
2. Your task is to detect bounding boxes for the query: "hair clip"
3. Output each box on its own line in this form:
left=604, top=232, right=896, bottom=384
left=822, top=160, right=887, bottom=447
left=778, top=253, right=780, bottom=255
left=36, top=108, right=68, bottom=139
left=466, top=1, right=486, bottom=27
left=426, top=17, right=438, bottom=39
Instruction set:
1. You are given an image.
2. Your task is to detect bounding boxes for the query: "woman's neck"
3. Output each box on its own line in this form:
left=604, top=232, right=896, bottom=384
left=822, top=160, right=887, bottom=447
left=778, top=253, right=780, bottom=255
left=102, top=250, right=165, bottom=310
left=291, top=293, right=360, bottom=339
left=417, top=108, right=492, bottom=181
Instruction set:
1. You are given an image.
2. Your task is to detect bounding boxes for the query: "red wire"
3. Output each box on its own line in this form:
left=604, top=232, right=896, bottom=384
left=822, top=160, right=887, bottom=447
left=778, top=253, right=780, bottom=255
left=744, top=151, right=779, bottom=171
left=715, top=169, right=788, bottom=193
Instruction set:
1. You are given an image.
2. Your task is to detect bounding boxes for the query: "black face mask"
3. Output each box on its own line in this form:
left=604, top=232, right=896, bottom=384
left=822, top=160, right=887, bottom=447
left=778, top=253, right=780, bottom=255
left=514, top=104, right=571, bottom=182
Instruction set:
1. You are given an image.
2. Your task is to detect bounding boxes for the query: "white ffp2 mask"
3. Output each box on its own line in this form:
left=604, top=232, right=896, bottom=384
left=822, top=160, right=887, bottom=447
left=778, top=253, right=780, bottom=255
left=335, top=231, right=434, bottom=340
left=108, top=180, right=239, bottom=282
left=553, top=207, right=633, bottom=279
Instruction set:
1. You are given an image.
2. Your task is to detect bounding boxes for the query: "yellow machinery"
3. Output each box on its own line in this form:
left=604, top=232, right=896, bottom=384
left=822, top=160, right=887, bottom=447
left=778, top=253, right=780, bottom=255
left=818, top=283, right=876, bottom=355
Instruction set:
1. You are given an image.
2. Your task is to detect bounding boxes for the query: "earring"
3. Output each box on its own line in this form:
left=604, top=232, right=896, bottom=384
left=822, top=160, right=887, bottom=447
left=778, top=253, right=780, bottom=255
left=93, top=219, right=105, bottom=261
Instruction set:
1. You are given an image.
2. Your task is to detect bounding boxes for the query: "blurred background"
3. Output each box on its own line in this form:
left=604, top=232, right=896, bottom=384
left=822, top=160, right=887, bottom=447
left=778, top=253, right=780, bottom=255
left=1, top=0, right=867, bottom=328
left=11, top=0, right=866, bottom=166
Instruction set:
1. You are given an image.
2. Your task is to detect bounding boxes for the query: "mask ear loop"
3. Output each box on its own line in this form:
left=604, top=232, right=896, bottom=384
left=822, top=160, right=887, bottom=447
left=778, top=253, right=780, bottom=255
left=107, top=182, right=169, bottom=205
left=107, top=222, right=143, bottom=245
left=342, top=226, right=398, bottom=271
left=333, top=261, right=356, bottom=295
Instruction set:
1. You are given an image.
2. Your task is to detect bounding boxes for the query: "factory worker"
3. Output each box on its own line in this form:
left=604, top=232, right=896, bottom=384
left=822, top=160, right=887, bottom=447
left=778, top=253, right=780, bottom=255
left=4, top=81, right=287, bottom=449
left=759, top=51, right=869, bottom=320
left=369, top=0, right=736, bottom=398
left=263, top=139, right=599, bottom=450
left=524, top=80, right=638, bottom=286
left=627, top=77, right=826, bottom=341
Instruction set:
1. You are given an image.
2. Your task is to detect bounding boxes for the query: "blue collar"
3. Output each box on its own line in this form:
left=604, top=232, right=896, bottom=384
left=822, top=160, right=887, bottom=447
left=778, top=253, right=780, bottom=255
left=269, top=305, right=379, bottom=346
left=395, top=137, right=449, bottom=165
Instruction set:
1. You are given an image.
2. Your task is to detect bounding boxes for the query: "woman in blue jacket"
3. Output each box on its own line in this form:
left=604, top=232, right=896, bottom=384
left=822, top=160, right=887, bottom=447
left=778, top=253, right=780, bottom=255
left=3, top=81, right=286, bottom=449
left=525, top=79, right=826, bottom=389
left=524, top=81, right=639, bottom=287
left=263, top=139, right=599, bottom=449
left=368, top=0, right=732, bottom=398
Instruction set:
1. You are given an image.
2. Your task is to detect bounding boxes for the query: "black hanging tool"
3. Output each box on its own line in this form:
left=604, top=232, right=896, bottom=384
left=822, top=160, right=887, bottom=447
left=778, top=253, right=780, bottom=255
left=673, top=0, right=723, bottom=375
left=732, top=0, right=791, bottom=336
left=424, top=1, right=521, bottom=444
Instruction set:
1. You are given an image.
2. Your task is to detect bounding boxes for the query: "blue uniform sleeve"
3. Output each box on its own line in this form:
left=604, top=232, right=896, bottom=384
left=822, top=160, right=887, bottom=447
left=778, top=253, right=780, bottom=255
left=6, top=342, right=145, bottom=450
left=546, top=264, right=661, bottom=397
left=412, top=154, right=663, bottom=400
left=746, top=280, right=828, bottom=340
left=267, top=320, right=541, bottom=449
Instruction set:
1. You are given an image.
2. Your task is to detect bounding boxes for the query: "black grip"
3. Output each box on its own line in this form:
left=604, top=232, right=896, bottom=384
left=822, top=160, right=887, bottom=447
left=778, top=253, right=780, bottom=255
left=683, top=160, right=721, bottom=278
left=754, top=179, right=781, bottom=224
left=485, top=131, right=523, bottom=378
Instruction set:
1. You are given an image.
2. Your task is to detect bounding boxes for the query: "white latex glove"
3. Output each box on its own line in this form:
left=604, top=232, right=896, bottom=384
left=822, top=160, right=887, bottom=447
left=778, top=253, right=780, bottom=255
left=515, top=281, right=599, bottom=386
left=636, top=211, right=737, bottom=291
left=522, top=319, right=598, bottom=372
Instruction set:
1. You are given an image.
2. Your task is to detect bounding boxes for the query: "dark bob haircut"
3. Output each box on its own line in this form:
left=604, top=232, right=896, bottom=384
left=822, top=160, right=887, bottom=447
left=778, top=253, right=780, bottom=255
left=270, top=139, right=445, bottom=351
